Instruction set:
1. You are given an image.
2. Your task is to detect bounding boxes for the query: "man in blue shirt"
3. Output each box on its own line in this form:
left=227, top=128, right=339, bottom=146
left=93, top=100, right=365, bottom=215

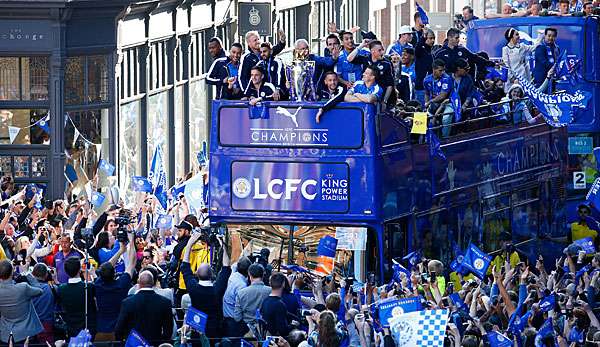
left=386, top=25, right=413, bottom=56
left=222, top=256, right=251, bottom=337
left=206, top=43, right=243, bottom=99
left=335, top=31, right=367, bottom=88
left=348, top=40, right=396, bottom=107
left=424, top=59, right=454, bottom=136
left=344, top=66, right=383, bottom=103
left=533, top=27, right=560, bottom=91
left=54, top=234, right=81, bottom=284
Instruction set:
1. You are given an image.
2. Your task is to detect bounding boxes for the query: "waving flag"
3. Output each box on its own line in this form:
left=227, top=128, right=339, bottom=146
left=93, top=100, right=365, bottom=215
left=402, top=250, right=421, bottom=267
left=487, top=331, right=512, bottom=347
left=185, top=307, right=208, bottom=333
left=392, top=259, right=412, bottom=289
left=170, top=182, right=186, bottom=200
left=98, top=159, right=116, bottom=176
left=378, top=297, right=422, bottom=327
left=427, top=130, right=446, bottom=161
left=586, top=178, right=600, bottom=210
left=125, top=329, right=150, bottom=347
left=183, top=174, right=206, bottom=212
left=450, top=249, right=466, bottom=274
left=535, top=317, right=554, bottom=346
left=461, top=243, right=491, bottom=279
left=450, top=90, right=461, bottom=122
left=155, top=214, right=173, bottom=229
left=594, top=147, right=600, bottom=171
left=131, top=176, right=153, bottom=193
left=415, top=2, right=429, bottom=24
left=65, top=164, right=78, bottom=184
left=149, top=144, right=168, bottom=211
left=449, top=293, right=467, bottom=311
left=539, top=293, right=555, bottom=312
left=317, top=235, right=338, bottom=257
left=513, top=68, right=591, bottom=127
left=389, top=309, right=448, bottom=347
left=68, top=329, right=92, bottom=347
left=486, top=66, right=508, bottom=82
left=573, top=237, right=596, bottom=254
left=91, top=192, right=105, bottom=207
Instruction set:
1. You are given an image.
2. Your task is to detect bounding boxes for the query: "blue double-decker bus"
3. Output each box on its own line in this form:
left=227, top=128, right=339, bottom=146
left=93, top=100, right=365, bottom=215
left=467, top=16, right=600, bottom=222
left=209, top=101, right=567, bottom=281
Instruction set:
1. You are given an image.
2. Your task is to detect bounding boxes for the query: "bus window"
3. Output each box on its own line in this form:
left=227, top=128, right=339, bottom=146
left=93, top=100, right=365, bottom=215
left=481, top=194, right=511, bottom=253
left=413, top=206, right=455, bottom=267
left=456, top=202, right=481, bottom=250
left=511, top=187, right=540, bottom=259
left=379, top=112, right=408, bottom=147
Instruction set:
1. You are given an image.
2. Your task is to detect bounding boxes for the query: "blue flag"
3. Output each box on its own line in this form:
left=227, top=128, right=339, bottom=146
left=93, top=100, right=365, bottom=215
left=415, top=2, right=429, bottom=24
left=586, top=178, right=600, bottom=211
left=98, top=159, right=116, bottom=176
left=449, top=293, right=467, bottom=311
left=378, top=297, right=422, bottom=327
left=555, top=50, right=570, bottom=80
left=170, top=182, right=186, bottom=200
left=535, top=317, right=554, bottom=346
left=513, top=69, right=591, bottom=127
left=508, top=304, right=531, bottom=335
left=450, top=90, right=461, bottom=122
left=427, top=130, right=446, bottom=161
left=539, top=293, right=555, bottom=312
left=573, top=237, right=596, bottom=254
left=485, top=66, right=508, bottom=82
left=184, top=174, right=206, bottom=212
left=461, top=243, right=491, bottom=279
left=575, top=264, right=591, bottom=283
left=594, top=147, right=600, bottom=171
left=125, top=329, right=150, bottom=347
left=197, top=141, right=208, bottom=166
left=402, top=250, right=421, bottom=266
left=155, top=214, right=173, bottom=229
left=282, top=264, right=309, bottom=273
left=487, top=331, right=512, bottom=347
left=37, top=114, right=50, bottom=134
left=68, top=329, right=92, bottom=347
left=149, top=145, right=168, bottom=211
left=185, top=306, right=208, bottom=333
left=131, top=176, right=153, bottom=193
left=392, top=259, right=412, bottom=288
left=317, top=235, right=338, bottom=257
left=248, top=103, right=268, bottom=119
left=450, top=250, right=466, bottom=274
left=65, top=164, right=78, bottom=183
left=91, top=192, right=105, bottom=207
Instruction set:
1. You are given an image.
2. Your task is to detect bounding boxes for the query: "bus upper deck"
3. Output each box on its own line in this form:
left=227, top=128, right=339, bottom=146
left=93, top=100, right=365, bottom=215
left=209, top=100, right=568, bottom=280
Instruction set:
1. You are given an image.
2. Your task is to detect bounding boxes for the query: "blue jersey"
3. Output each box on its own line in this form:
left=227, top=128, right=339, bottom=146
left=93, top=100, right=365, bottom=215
left=423, top=73, right=453, bottom=99
left=336, top=49, right=364, bottom=83
left=401, top=63, right=416, bottom=84
left=350, top=80, right=383, bottom=101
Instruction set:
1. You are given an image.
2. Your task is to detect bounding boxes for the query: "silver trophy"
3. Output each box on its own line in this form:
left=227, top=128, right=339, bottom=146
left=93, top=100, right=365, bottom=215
left=285, top=51, right=316, bottom=102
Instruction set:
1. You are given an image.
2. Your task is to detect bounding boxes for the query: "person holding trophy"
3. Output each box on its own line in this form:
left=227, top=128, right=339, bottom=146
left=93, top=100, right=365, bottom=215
left=285, top=39, right=340, bottom=102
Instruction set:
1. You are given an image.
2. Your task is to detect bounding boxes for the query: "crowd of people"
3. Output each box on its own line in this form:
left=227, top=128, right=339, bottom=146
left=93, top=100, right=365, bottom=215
left=0, top=1, right=599, bottom=347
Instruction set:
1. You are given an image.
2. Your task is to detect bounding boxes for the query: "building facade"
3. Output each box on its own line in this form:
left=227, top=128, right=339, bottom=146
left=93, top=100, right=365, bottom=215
left=0, top=0, right=366, bottom=200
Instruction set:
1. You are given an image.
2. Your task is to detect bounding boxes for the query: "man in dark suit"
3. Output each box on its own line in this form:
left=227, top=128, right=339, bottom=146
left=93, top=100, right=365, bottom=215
left=181, top=232, right=231, bottom=338
left=533, top=27, right=560, bottom=91
left=114, top=271, right=173, bottom=343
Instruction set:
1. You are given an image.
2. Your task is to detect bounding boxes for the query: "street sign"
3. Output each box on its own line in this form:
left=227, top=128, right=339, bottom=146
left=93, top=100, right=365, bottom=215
left=238, top=2, right=272, bottom=37
left=568, top=136, right=593, bottom=155
left=574, top=171, right=586, bottom=189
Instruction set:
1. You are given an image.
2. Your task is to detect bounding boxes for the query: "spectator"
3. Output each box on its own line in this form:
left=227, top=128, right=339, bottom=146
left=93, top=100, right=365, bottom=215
left=207, top=37, right=226, bottom=61
left=96, top=230, right=123, bottom=273
left=233, top=263, right=271, bottom=336
left=570, top=203, right=598, bottom=244
left=410, top=10, right=426, bottom=47
left=501, top=27, right=541, bottom=91
left=499, top=83, right=541, bottom=124
left=533, top=27, right=560, bottom=90
left=434, top=28, right=494, bottom=74
left=29, top=263, right=55, bottom=345
left=414, top=29, right=436, bottom=106
left=57, top=256, right=97, bottom=338
left=54, top=233, right=81, bottom=284
left=348, top=40, right=396, bottom=107
left=222, top=256, right=251, bottom=337
left=114, top=270, right=173, bottom=343
left=344, top=66, right=384, bottom=104
left=558, top=0, right=572, bottom=14
left=180, top=232, right=231, bottom=338
left=243, top=66, right=278, bottom=105
left=401, top=47, right=416, bottom=99
left=583, top=1, right=594, bottom=15
left=256, top=42, right=287, bottom=100
left=529, top=2, right=542, bottom=15
left=316, top=71, right=347, bottom=122
left=461, top=6, right=479, bottom=29
left=93, top=237, right=135, bottom=342
left=206, top=43, right=243, bottom=100
left=307, top=310, right=346, bottom=347
left=485, top=3, right=529, bottom=17
left=260, top=272, right=291, bottom=337
left=386, top=25, right=413, bottom=56
left=0, top=259, right=43, bottom=344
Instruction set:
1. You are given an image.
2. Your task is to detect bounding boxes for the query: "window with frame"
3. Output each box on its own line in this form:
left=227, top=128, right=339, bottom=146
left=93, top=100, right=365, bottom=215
left=0, top=57, right=49, bottom=101
left=190, top=31, right=206, bottom=78
left=120, top=47, right=141, bottom=100
left=149, top=41, right=169, bottom=90
left=0, top=109, right=49, bottom=145
left=65, top=109, right=107, bottom=180
left=65, top=55, right=109, bottom=105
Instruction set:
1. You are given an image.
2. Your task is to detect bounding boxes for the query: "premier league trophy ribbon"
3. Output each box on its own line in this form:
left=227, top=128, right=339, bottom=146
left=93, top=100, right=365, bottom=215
left=285, top=50, right=316, bottom=102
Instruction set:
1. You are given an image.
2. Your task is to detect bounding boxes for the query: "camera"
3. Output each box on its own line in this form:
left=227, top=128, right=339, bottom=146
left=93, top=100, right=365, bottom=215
left=115, top=209, right=134, bottom=243
left=193, top=226, right=220, bottom=247
left=504, top=243, right=516, bottom=254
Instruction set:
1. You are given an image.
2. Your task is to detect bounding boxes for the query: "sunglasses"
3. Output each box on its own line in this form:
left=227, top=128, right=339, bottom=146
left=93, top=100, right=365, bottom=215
left=142, top=255, right=152, bottom=260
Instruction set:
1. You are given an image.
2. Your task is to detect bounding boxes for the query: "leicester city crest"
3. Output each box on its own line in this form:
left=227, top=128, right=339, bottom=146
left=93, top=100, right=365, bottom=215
left=232, top=178, right=251, bottom=199
left=249, top=6, right=261, bottom=26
